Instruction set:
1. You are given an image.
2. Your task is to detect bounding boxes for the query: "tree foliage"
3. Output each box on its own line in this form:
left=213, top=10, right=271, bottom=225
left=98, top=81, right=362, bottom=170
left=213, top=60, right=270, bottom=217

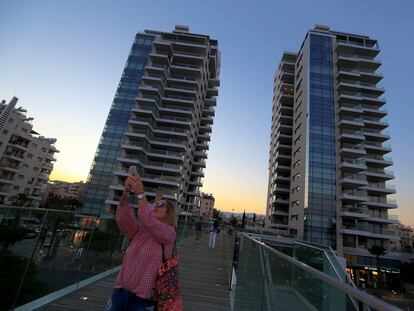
left=0, top=226, right=27, bottom=250
left=400, top=262, right=414, bottom=285
left=83, top=230, right=118, bottom=255
left=0, top=251, right=48, bottom=310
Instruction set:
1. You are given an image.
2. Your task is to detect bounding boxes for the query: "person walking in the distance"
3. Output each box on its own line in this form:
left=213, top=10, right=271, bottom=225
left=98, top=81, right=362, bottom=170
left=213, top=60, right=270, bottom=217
left=194, top=217, right=202, bottom=243
left=208, top=220, right=220, bottom=249
left=105, top=173, right=177, bottom=311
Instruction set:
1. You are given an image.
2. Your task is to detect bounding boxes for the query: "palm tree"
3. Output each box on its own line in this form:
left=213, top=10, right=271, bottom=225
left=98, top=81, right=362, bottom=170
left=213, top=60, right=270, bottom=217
left=41, top=194, right=83, bottom=258
left=368, top=245, right=387, bottom=287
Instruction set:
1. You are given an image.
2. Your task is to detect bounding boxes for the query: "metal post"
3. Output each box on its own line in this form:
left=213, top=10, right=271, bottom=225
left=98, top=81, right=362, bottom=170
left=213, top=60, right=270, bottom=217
left=12, top=210, right=49, bottom=310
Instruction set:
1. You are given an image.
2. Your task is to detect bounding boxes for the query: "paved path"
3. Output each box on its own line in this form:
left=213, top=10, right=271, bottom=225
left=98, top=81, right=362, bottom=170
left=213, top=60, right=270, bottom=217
left=40, top=231, right=234, bottom=311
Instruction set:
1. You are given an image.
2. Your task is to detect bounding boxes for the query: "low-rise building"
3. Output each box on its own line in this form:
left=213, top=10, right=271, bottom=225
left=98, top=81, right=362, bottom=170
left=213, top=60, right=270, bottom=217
left=389, top=223, right=414, bottom=251
left=199, top=192, right=215, bottom=220
left=44, top=180, right=85, bottom=201
left=0, top=97, right=59, bottom=206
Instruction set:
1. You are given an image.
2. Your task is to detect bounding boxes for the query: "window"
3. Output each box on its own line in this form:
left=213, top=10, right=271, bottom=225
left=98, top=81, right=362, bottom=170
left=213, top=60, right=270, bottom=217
left=294, top=135, right=301, bottom=145
left=293, top=173, right=301, bottom=181
left=13, top=186, right=19, bottom=191
left=32, top=143, right=37, bottom=149
left=291, top=200, right=299, bottom=207
left=2, top=129, right=8, bottom=135
left=295, top=101, right=302, bottom=114
left=22, top=164, right=29, bottom=170
left=33, top=167, right=39, bottom=172
left=38, top=157, right=43, bottom=162
left=26, top=153, right=33, bottom=159
left=294, top=123, right=302, bottom=134
left=292, top=186, right=300, bottom=193
left=293, top=160, right=301, bottom=169
left=290, top=215, right=298, bottom=221
left=17, top=175, right=24, bottom=180
left=21, top=128, right=28, bottom=133
left=295, top=112, right=302, bottom=124
left=28, top=177, right=35, bottom=184
left=8, top=118, right=14, bottom=124
left=41, top=147, right=47, bottom=152
left=294, top=147, right=301, bottom=157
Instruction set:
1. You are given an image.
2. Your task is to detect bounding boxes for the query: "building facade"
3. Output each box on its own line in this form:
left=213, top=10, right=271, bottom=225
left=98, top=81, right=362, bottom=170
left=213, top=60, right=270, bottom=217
left=0, top=97, right=59, bottom=206
left=389, top=223, right=414, bottom=251
left=266, top=25, right=400, bottom=269
left=44, top=180, right=85, bottom=201
left=83, top=25, right=220, bottom=215
left=199, top=192, right=215, bottom=220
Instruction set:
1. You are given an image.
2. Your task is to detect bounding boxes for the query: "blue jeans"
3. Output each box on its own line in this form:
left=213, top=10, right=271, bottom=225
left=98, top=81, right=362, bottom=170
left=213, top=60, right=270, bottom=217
left=105, top=288, right=155, bottom=311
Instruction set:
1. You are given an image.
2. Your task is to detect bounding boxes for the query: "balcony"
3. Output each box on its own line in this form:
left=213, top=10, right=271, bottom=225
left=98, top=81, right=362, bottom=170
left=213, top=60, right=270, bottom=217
left=363, top=129, right=390, bottom=142
left=365, top=154, right=393, bottom=167
left=363, top=116, right=389, bottom=130
left=0, top=178, right=14, bottom=185
left=170, top=63, right=202, bottom=78
left=336, top=40, right=380, bottom=58
left=340, top=174, right=368, bottom=188
left=340, top=158, right=367, bottom=172
left=273, top=164, right=291, bottom=173
left=338, top=103, right=364, bottom=116
left=340, top=224, right=398, bottom=240
left=337, top=81, right=384, bottom=96
left=0, top=165, right=20, bottom=173
left=271, top=183, right=290, bottom=195
left=338, top=116, right=364, bottom=129
left=8, top=142, right=29, bottom=151
left=339, top=143, right=366, bottom=158
left=363, top=142, right=392, bottom=155
left=336, top=69, right=383, bottom=84
left=336, top=54, right=382, bottom=71
left=363, top=183, right=396, bottom=195
left=341, top=190, right=368, bottom=203
left=3, top=153, right=24, bottom=162
left=338, top=129, right=365, bottom=143
left=365, top=168, right=394, bottom=180
left=338, top=92, right=386, bottom=107
left=362, top=106, right=387, bottom=118
left=365, top=198, right=398, bottom=209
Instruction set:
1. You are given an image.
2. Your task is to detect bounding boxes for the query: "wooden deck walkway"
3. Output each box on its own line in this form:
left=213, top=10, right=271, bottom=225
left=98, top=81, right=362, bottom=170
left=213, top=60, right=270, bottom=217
left=40, top=231, right=234, bottom=311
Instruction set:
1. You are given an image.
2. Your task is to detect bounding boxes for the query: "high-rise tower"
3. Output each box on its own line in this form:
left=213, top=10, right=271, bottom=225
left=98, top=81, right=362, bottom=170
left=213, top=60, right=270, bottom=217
left=267, top=25, right=399, bottom=268
left=83, top=25, right=220, bottom=215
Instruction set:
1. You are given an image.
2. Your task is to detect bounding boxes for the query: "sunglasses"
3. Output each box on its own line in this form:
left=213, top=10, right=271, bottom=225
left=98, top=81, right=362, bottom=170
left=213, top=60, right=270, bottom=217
left=155, top=201, right=166, bottom=208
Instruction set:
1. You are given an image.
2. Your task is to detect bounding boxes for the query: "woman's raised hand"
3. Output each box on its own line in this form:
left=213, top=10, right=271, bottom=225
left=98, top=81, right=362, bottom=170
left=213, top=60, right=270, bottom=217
left=127, top=173, right=144, bottom=194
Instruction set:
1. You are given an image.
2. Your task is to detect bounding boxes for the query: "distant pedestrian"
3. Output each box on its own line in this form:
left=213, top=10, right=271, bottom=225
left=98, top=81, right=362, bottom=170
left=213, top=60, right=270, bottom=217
left=208, top=220, right=220, bottom=249
left=194, top=218, right=202, bottom=243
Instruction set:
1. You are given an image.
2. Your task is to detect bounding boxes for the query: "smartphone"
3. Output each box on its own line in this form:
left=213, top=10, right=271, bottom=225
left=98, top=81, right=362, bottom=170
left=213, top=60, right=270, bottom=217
left=128, top=166, right=137, bottom=176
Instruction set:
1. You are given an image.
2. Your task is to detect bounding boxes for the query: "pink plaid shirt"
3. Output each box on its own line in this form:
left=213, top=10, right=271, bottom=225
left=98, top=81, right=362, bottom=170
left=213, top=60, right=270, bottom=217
left=114, top=200, right=176, bottom=299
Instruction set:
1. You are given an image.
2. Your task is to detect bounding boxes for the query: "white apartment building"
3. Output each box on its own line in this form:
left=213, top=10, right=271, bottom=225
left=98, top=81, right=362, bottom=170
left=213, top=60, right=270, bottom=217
left=0, top=97, right=59, bottom=206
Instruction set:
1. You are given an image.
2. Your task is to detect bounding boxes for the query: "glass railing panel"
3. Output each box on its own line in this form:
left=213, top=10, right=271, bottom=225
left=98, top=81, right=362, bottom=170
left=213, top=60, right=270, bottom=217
left=5, top=205, right=198, bottom=310
left=233, top=236, right=267, bottom=310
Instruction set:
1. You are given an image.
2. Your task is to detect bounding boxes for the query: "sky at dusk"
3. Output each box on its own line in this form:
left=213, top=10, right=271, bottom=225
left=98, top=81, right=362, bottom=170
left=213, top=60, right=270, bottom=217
left=0, top=0, right=413, bottom=224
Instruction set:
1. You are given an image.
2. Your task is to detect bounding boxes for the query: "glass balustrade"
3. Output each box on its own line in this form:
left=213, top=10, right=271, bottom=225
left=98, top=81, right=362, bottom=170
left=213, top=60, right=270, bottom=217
left=0, top=205, right=195, bottom=310
left=231, top=233, right=396, bottom=311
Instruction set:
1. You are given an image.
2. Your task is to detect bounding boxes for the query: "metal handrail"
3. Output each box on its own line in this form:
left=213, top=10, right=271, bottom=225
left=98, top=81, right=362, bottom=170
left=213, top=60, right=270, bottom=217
left=241, top=233, right=401, bottom=311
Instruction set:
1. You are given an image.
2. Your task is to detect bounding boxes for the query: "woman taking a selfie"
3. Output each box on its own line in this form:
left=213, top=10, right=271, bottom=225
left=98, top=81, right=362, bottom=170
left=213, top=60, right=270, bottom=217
left=106, top=173, right=177, bottom=311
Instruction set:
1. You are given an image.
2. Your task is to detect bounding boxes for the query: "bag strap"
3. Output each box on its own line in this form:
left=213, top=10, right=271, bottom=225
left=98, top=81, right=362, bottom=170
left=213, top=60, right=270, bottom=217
left=161, top=241, right=177, bottom=265
left=161, top=244, right=166, bottom=265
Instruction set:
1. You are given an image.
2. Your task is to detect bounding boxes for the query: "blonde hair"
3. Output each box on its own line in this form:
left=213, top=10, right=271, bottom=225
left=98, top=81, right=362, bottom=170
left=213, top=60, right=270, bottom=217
left=164, top=200, right=177, bottom=229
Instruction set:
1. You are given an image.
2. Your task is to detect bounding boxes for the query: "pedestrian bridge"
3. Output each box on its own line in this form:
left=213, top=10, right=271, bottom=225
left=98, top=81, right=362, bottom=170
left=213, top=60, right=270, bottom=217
left=0, top=206, right=400, bottom=311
